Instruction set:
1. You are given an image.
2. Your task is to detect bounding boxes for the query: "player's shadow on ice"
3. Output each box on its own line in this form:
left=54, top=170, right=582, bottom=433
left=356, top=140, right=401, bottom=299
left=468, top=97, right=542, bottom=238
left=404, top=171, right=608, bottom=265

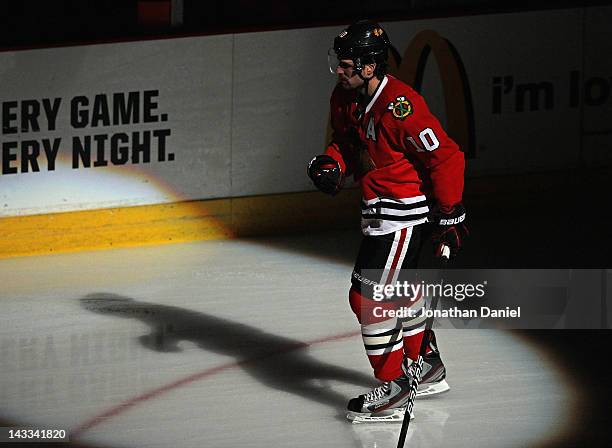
left=80, top=293, right=375, bottom=419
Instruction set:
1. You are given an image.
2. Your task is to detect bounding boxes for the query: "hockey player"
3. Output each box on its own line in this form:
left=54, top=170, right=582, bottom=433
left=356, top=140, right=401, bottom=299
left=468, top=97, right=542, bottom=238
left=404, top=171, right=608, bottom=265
left=308, top=20, right=468, bottom=422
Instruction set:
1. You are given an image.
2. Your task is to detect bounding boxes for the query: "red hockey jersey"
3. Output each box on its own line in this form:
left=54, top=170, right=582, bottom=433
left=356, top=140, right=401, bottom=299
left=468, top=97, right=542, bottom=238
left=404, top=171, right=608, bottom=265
left=325, top=75, right=464, bottom=236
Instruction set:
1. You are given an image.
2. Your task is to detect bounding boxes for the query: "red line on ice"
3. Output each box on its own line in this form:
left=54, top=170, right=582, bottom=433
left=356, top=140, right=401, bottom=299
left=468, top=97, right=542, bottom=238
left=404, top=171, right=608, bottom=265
left=71, top=329, right=361, bottom=438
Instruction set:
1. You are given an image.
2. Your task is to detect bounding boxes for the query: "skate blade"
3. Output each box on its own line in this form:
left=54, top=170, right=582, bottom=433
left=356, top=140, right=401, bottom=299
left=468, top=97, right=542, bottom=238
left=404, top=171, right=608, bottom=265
left=416, top=379, right=450, bottom=398
left=347, top=408, right=415, bottom=424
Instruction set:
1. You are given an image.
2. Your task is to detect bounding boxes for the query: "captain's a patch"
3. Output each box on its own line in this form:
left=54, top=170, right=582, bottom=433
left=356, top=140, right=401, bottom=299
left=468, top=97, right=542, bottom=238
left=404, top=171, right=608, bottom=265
left=387, top=96, right=413, bottom=120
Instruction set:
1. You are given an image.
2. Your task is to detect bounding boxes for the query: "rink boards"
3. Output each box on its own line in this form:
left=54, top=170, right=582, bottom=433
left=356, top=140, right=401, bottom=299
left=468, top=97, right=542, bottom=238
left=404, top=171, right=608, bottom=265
left=0, top=7, right=611, bottom=257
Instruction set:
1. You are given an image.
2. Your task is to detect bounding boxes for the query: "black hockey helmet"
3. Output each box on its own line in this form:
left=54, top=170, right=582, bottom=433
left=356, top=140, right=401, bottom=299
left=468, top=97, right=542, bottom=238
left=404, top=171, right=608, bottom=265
left=329, top=20, right=391, bottom=73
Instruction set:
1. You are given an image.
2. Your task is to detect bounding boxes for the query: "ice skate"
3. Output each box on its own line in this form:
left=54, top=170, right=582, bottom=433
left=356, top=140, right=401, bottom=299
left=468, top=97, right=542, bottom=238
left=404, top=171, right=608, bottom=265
left=416, top=331, right=450, bottom=397
left=346, top=368, right=416, bottom=424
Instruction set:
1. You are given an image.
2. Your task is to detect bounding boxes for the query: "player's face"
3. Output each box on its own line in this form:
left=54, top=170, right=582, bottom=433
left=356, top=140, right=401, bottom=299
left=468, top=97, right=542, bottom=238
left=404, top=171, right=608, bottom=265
left=335, top=59, right=363, bottom=90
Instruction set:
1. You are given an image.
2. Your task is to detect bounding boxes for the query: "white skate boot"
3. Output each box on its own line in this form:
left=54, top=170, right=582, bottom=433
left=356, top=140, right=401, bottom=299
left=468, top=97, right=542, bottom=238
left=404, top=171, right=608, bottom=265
left=346, top=367, right=416, bottom=423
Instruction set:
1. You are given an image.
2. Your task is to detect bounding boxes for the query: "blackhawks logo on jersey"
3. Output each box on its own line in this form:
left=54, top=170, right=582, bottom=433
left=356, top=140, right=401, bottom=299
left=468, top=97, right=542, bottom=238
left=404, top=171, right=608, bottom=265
left=387, top=96, right=413, bottom=120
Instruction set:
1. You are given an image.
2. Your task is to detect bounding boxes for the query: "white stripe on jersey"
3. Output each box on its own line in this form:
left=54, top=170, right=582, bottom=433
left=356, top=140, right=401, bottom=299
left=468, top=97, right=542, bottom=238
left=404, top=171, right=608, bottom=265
left=362, top=206, right=430, bottom=217
left=362, top=195, right=427, bottom=206
left=362, top=217, right=428, bottom=236
left=361, top=195, right=429, bottom=236
left=365, top=76, right=389, bottom=114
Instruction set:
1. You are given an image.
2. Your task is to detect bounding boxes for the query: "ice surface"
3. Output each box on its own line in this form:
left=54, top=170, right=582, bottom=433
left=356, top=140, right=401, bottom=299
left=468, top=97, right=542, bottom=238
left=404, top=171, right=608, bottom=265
left=0, top=232, right=576, bottom=447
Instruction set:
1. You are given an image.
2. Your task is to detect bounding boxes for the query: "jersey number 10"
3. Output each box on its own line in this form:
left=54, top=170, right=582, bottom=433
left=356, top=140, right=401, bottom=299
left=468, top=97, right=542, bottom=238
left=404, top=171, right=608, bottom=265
left=407, top=128, right=440, bottom=152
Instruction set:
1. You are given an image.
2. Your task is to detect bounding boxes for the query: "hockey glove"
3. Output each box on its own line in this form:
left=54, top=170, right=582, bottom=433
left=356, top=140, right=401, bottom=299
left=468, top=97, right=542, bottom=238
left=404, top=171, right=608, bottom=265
left=307, top=155, right=345, bottom=196
left=430, top=203, right=469, bottom=260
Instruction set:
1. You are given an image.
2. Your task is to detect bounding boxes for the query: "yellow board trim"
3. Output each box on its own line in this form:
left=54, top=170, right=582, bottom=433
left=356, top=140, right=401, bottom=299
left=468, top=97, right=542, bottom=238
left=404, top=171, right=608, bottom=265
left=0, top=170, right=578, bottom=259
left=0, top=189, right=362, bottom=259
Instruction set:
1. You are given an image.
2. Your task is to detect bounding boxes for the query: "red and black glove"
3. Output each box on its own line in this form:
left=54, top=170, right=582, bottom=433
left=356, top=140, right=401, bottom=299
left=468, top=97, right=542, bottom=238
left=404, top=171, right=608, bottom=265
left=430, top=203, right=469, bottom=260
left=307, top=155, right=345, bottom=196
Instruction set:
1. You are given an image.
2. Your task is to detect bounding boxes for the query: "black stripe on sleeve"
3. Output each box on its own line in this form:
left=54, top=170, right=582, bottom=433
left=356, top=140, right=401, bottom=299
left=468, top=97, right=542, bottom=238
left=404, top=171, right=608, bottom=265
left=361, top=212, right=429, bottom=222
left=361, top=200, right=429, bottom=211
